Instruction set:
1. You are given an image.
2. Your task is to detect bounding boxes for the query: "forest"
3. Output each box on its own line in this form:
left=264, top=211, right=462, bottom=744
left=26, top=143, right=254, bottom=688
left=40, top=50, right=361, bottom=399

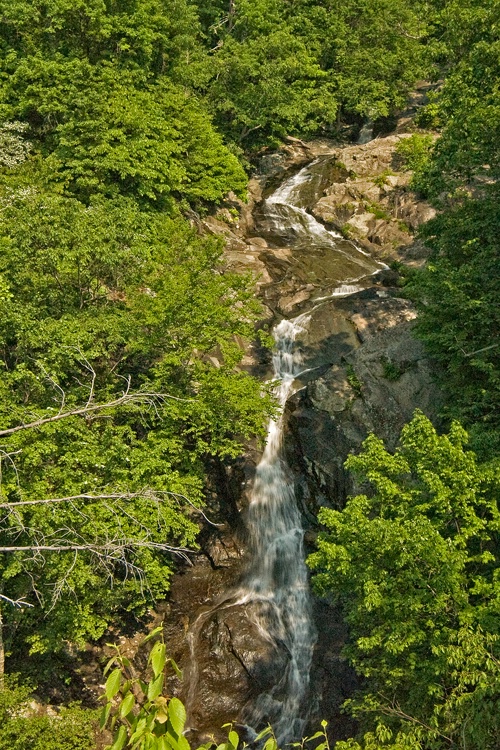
left=0, top=0, right=498, bottom=748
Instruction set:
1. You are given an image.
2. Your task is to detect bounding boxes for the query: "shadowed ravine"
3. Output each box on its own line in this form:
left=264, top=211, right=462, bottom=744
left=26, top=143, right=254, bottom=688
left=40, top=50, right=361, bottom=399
left=184, top=158, right=385, bottom=742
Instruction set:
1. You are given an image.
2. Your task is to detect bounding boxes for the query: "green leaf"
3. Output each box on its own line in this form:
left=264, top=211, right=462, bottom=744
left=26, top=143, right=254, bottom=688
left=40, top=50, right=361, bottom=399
left=147, top=673, right=164, bottom=702
left=305, top=732, right=325, bottom=742
left=120, top=692, right=136, bottom=718
left=130, top=718, right=148, bottom=744
left=142, top=626, right=164, bottom=645
left=105, top=669, right=122, bottom=701
left=103, top=656, right=118, bottom=676
left=99, top=701, right=112, bottom=729
left=168, top=697, right=187, bottom=735
left=263, top=737, right=278, bottom=750
left=110, top=725, right=128, bottom=750
left=254, top=727, right=273, bottom=741
left=150, top=642, right=167, bottom=679
left=228, top=730, right=239, bottom=749
left=168, top=657, right=183, bottom=679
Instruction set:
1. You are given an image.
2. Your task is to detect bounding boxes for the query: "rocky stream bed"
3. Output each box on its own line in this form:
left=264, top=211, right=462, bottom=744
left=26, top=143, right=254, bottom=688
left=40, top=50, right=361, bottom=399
left=82, top=126, right=443, bottom=747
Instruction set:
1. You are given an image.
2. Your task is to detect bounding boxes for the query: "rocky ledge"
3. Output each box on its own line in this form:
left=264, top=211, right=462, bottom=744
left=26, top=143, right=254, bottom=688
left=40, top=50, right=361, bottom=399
left=311, top=135, right=436, bottom=266
left=153, top=130, right=444, bottom=744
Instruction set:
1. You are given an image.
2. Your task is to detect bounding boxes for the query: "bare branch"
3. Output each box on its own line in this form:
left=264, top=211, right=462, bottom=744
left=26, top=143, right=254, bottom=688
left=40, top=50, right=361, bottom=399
left=0, top=593, right=33, bottom=608
left=0, top=542, right=192, bottom=555
left=0, top=492, right=148, bottom=509
left=0, top=390, right=192, bottom=438
left=462, top=342, right=499, bottom=358
left=0, top=489, right=223, bottom=527
left=377, top=694, right=453, bottom=744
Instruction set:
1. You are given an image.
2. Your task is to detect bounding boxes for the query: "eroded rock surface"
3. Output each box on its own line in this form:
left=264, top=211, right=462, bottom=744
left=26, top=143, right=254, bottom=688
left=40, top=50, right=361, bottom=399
left=163, top=130, right=442, bottom=744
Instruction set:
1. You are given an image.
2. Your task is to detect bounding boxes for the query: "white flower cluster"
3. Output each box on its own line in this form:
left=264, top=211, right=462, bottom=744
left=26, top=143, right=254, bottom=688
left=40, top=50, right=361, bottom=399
left=0, top=121, right=32, bottom=167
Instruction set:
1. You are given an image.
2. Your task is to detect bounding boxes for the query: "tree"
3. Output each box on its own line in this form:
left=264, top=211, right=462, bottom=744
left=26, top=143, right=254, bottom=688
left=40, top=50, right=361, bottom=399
left=0, top=0, right=246, bottom=209
left=308, top=411, right=500, bottom=750
left=200, top=0, right=431, bottom=146
left=0, top=675, right=96, bottom=750
left=405, top=3, right=500, bottom=449
left=408, top=193, right=500, bottom=448
left=0, top=179, right=272, bottom=660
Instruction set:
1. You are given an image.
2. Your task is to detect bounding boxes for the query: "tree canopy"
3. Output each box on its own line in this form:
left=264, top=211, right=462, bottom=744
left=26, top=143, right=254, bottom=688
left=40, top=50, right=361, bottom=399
left=0, top=0, right=268, bottom=662
left=309, top=412, right=500, bottom=750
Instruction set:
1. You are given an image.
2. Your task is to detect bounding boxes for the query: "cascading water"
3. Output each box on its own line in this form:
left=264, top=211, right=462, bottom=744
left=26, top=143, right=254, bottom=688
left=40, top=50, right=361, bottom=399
left=237, top=314, right=315, bottom=742
left=185, top=315, right=315, bottom=744
left=256, top=159, right=385, bottom=299
left=185, top=157, right=385, bottom=741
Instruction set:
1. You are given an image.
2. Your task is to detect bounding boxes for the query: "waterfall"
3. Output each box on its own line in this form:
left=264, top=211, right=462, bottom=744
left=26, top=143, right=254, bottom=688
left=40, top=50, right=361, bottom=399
left=185, top=157, right=385, bottom=742
left=256, top=159, right=385, bottom=297
left=357, top=120, right=374, bottom=144
left=237, top=314, right=315, bottom=743
left=185, top=315, right=315, bottom=745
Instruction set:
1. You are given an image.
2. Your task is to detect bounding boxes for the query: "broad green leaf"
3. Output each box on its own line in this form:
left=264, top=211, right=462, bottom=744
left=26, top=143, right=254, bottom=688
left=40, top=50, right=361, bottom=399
left=99, top=701, right=111, bottom=729
left=167, top=697, right=187, bottom=735
left=103, top=656, right=118, bottom=676
left=120, top=692, right=136, bottom=717
left=147, top=673, right=164, bottom=701
left=255, top=727, right=273, bottom=741
left=110, top=725, right=128, bottom=750
left=105, top=669, right=122, bottom=701
left=130, top=718, right=148, bottom=744
left=150, top=642, right=167, bottom=678
left=142, top=626, right=164, bottom=645
left=168, top=657, right=183, bottom=679
left=305, top=731, right=325, bottom=741
left=263, top=737, right=277, bottom=750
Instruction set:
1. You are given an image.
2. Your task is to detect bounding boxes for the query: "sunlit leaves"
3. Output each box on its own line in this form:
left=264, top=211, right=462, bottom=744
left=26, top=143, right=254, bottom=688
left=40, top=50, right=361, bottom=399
left=309, top=412, right=500, bottom=749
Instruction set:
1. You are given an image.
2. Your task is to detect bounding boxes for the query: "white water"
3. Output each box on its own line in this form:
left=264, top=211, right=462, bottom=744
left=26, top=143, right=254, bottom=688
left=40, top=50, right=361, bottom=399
left=259, top=161, right=385, bottom=294
left=185, top=316, right=316, bottom=743
left=186, top=159, right=384, bottom=741
left=358, top=120, right=374, bottom=144
left=237, top=315, right=315, bottom=742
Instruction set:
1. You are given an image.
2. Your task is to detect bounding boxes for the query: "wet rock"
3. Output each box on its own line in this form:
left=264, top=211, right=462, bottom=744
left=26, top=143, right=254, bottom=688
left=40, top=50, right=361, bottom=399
left=162, top=125, right=443, bottom=746
left=178, top=582, right=305, bottom=743
left=286, top=290, right=442, bottom=513
left=344, top=211, right=377, bottom=238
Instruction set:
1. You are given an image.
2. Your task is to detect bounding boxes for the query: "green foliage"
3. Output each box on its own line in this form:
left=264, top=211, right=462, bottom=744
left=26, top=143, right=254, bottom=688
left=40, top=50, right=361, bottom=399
left=395, top=134, right=434, bottom=186
left=418, top=47, right=500, bottom=198
left=101, top=629, right=222, bottom=750
left=346, top=364, right=363, bottom=395
left=199, top=0, right=431, bottom=145
left=402, top=1, right=500, bottom=457
left=0, top=0, right=269, bottom=665
left=0, top=0, right=206, bottom=84
left=380, top=357, right=404, bottom=381
left=0, top=0, right=246, bottom=209
left=0, top=174, right=270, bottom=655
left=45, top=75, right=247, bottom=206
left=101, top=631, right=332, bottom=750
left=408, top=192, right=500, bottom=444
left=0, top=675, right=96, bottom=750
left=308, top=411, right=500, bottom=749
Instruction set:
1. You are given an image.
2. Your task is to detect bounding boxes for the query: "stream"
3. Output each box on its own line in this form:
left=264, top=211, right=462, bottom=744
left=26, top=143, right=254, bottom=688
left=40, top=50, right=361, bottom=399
left=185, top=156, right=384, bottom=743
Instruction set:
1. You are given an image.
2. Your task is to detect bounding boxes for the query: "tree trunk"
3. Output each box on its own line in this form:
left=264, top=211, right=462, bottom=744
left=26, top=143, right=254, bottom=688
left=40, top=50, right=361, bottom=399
left=0, top=605, right=5, bottom=684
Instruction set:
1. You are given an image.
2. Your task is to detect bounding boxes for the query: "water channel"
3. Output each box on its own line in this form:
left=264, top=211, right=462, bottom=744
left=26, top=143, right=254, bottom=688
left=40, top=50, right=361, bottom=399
left=186, top=156, right=384, bottom=743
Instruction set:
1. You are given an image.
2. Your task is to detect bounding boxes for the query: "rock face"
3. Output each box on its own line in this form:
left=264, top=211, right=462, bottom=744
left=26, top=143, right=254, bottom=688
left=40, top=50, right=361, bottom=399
left=162, top=132, right=442, bottom=744
left=286, top=288, right=442, bottom=515
left=310, top=135, right=436, bottom=265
